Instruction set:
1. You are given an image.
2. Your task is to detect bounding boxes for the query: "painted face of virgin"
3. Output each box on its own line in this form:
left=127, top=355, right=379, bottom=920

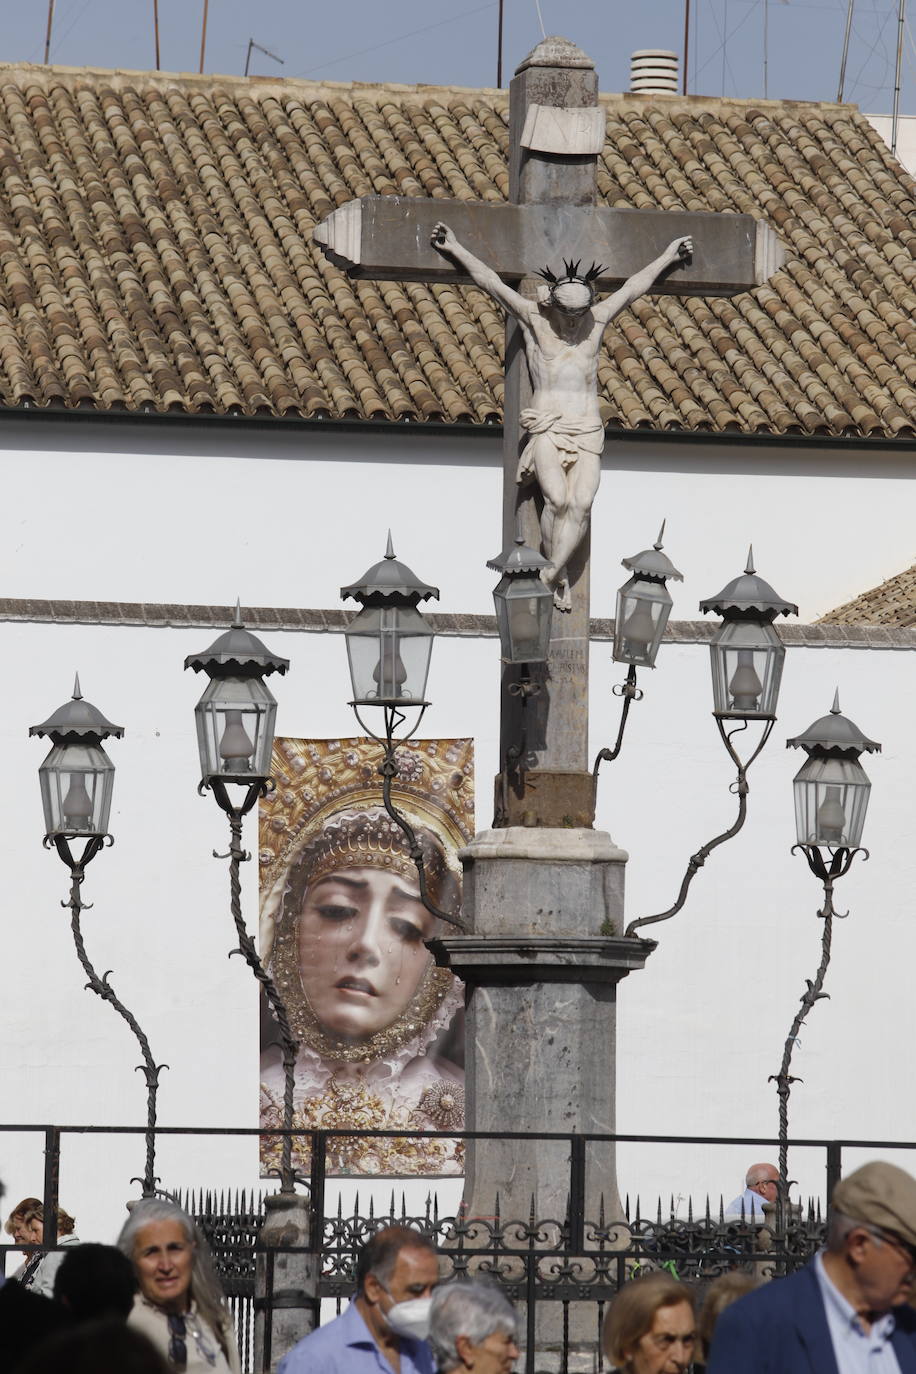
left=297, top=867, right=434, bottom=1039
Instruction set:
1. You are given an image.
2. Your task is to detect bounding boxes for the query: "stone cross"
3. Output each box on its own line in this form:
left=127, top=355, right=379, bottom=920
left=314, top=37, right=785, bottom=1264
left=315, top=35, right=783, bottom=828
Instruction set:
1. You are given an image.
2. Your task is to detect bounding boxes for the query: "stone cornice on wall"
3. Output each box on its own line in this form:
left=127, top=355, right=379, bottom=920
left=0, top=599, right=912, bottom=649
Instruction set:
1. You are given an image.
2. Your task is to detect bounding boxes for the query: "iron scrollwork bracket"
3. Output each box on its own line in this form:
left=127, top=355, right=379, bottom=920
left=593, top=663, right=643, bottom=781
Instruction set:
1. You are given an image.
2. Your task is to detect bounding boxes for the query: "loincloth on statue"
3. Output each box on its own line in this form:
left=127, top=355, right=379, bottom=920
left=517, top=409, right=605, bottom=482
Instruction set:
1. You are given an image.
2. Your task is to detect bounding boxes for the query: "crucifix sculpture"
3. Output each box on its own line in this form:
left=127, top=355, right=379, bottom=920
left=315, top=33, right=783, bottom=829
left=315, top=36, right=785, bottom=1246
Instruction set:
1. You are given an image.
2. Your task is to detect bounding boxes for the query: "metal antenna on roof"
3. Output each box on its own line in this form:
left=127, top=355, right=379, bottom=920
left=199, top=0, right=209, bottom=74
left=244, top=39, right=285, bottom=78
left=153, top=0, right=161, bottom=70
left=837, top=0, right=855, bottom=99
left=43, top=0, right=55, bottom=63
left=532, top=0, right=547, bottom=40
left=892, top=0, right=906, bottom=153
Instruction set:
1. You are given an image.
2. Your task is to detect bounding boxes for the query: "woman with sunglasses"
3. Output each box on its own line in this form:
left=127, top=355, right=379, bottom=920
left=118, top=1199, right=240, bottom=1373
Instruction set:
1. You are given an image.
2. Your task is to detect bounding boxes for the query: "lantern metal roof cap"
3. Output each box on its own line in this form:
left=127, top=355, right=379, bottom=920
left=787, top=689, right=881, bottom=756
left=29, top=674, right=124, bottom=742
left=699, top=546, right=797, bottom=618
left=621, top=520, right=683, bottom=583
left=341, top=532, right=439, bottom=604
left=487, top=531, right=551, bottom=575
left=184, top=602, right=289, bottom=676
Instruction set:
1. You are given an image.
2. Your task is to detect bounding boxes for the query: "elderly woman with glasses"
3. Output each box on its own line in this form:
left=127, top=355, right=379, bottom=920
left=427, top=1281, right=519, bottom=1374
left=603, top=1273, right=697, bottom=1374
left=117, top=1199, right=240, bottom=1373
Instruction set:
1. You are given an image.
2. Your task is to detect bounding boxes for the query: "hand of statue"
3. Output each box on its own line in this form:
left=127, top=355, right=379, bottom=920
left=431, top=221, right=458, bottom=254
left=667, top=236, right=693, bottom=263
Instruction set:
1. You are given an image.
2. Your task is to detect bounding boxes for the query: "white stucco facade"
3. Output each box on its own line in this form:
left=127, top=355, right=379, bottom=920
left=0, top=414, right=913, bottom=1248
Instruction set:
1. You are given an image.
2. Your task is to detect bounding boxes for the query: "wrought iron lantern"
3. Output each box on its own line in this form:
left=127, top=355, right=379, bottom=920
left=341, top=534, right=438, bottom=710
left=30, top=675, right=123, bottom=843
left=614, top=523, right=683, bottom=669
left=488, top=532, right=553, bottom=664
left=787, top=691, right=880, bottom=850
left=699, top=548, right=797, bottom=720
left=185, top=603, right=289, bottom=796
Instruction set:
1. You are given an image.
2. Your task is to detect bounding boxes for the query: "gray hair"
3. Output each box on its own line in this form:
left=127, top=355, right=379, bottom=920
left=826, top=1207, right=891, bottom=1254
left=117, top=1199, right=232, bottom=1362
left=429, top=1281, right=517, bottom=1372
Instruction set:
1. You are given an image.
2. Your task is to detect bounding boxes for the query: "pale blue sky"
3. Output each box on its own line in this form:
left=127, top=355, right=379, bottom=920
left=2, top=0, right=912, bottom=113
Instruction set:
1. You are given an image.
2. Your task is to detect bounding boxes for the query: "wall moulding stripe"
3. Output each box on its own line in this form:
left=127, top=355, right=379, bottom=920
left=0, top=599, right=912, bottom=650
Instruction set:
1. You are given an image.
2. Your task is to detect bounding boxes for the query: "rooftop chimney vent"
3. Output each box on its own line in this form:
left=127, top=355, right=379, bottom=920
left=629, top=50, right=679, bottom=95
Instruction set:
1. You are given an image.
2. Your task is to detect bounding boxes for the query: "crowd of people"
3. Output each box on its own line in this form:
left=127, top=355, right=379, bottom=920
left=4, top=1157, right=916, bottom=1372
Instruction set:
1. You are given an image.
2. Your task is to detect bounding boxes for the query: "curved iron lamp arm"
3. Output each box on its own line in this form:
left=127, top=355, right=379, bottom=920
left=625, top=718, right=774, bottom=937
left=593, top=664, right=643, bottom=780
left=351, top=704, right=465, bottom=930
left=206, top=777, right=301, bottom=1194
left=49, top=834, right=165, bottom=1197
left=770, top=844, right=865, bottom=1189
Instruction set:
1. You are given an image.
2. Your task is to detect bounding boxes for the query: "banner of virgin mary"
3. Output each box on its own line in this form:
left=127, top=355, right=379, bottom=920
left=258, top=736, right=472, bottom=1177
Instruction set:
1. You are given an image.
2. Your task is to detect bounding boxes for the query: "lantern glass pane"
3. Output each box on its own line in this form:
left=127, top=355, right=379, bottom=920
left=708, top=619, right=785, bottom=719
left=493, top=574, right=553, bottom=663
left=194, top=675, right=278, bottom=783
left=613, top=576, right=673, bottom=668
left=792, top=754, right=872, bottom=849
left=344, top=604, right=434, bottom=705
left=38, top=741, right=116, bottom=837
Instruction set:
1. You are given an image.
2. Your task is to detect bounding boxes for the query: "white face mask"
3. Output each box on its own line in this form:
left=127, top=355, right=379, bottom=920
left=385, top=1296, right=433, bottom=1341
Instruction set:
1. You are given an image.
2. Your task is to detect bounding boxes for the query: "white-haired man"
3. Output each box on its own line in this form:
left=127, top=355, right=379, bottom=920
left=724, top=1162, right=780, bottom=1219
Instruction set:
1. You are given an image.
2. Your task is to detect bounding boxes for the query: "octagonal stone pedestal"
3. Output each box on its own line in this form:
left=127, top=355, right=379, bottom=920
left=429, top=827, right=655, bottom=1370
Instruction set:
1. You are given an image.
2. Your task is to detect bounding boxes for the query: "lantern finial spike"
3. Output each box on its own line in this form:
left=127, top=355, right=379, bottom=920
left=654, top=518, right=666, bottom=550
left=745, top=544, right=755, bottom=575
left=831, top=687, right=841, bottom=714
left=233, top=598, right=243, bottom=627
left=72, top=672, right=82, bottom=701
left=385, top=530, right=395, bottom=559
left=514, top=510, right=525, bottom=546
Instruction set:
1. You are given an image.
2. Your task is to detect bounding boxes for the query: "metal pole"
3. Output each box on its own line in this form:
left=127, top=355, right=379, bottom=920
left=42, top=1126, right=60, bottom=1247
left=220, top=802, right=299, bottom=1193
left=892, top=0, right=906, bottom=153
left=63, top=846, right=163, bottom=1196
left=837, top=0, right=855, bottom=101
left=43, top=0, right=55, bottom=63
left=763, top=0, right=769, bottom=99
left=497, top=0, right=504, bottom=87
left=199, top=0, right=209, bottom=74
left=153, top=0, right=161, bottom=70
left=683, top=0, right=690, bottom=95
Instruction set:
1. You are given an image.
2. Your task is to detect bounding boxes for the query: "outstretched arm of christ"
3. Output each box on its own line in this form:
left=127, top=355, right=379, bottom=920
left=592, top=236, right=693, bottom=324
left=431, top=222, right=535, bottom=320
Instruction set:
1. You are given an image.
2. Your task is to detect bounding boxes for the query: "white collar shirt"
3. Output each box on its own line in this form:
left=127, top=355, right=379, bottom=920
left=814, top=1250, right=903, bottom=1374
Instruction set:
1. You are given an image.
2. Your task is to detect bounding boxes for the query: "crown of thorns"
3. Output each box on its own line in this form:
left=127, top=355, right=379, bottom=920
left=537, top=259, right=605, bottom=288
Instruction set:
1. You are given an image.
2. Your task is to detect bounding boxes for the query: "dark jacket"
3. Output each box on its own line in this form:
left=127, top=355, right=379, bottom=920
left=706, top=1261, right=916, bottom=1374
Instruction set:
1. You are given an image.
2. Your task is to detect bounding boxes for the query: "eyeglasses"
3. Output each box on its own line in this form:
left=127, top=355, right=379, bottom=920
left=167, top=1313, right=188, bottom=1371
left=870, top=1228, right=916, bottom=1271
left=752, top=1179, right=779, bottom=1190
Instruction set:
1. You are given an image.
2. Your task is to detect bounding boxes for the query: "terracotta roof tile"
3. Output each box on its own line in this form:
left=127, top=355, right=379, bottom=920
left=820, top=564, right=916, bottom=626
left=0, top=67, right=914, bottom=434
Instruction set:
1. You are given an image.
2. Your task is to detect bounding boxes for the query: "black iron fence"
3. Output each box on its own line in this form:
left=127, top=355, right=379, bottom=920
left=1, top=1124, right=914, bottom=1371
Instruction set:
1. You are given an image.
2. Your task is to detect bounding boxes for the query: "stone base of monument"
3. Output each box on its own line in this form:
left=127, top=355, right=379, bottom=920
left=254, top=1191, right=316, bottom=1372
left=430, top=826, right=654, bottom=1228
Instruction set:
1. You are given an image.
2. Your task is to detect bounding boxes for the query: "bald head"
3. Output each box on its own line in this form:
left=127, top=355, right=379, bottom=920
left=746, top=1163, right=779, bottom=1200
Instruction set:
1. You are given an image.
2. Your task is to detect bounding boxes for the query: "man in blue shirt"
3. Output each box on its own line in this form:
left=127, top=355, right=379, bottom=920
left=279, top=1225, right=439, bottom=1374
left=708, top=1160, right=916, bottom=1374
left=724, top=1163, right=780, bottom=1219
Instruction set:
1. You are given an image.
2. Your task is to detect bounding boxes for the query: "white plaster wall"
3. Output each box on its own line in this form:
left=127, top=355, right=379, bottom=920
left=866, top=113, right=916, bottom=178
left=0, top=418, right=912, bottom=622
left=0, top=416, right=914, bottom=1250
